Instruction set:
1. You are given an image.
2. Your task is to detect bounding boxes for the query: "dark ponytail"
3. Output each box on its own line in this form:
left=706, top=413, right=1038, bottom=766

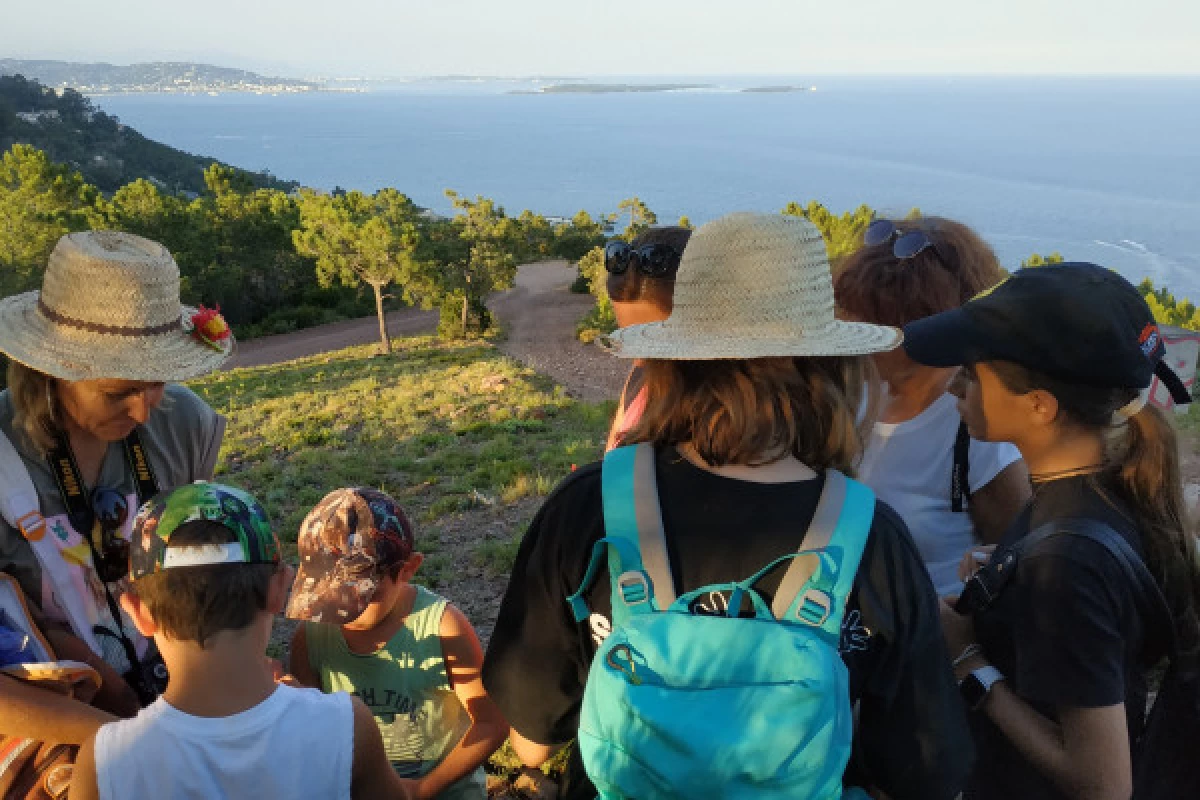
left=1114, top=405, right=1200, bottom=669
left=992, top=362, right=1200, bottom=672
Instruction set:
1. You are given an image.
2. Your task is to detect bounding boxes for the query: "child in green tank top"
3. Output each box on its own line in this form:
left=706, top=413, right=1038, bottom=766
left=284, top=488, right=508, bottom=800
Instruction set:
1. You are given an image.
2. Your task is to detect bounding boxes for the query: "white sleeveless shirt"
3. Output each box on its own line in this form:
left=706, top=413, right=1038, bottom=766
left=94, top=684, right=353, bottom=800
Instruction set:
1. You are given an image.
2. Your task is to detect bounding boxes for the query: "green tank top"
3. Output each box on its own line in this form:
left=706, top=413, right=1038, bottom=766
left=305, top=586, right=486, bottom=799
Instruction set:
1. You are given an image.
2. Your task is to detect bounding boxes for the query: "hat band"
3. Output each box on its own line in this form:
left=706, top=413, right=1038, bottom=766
left=38, top=298, right=182, bottom=337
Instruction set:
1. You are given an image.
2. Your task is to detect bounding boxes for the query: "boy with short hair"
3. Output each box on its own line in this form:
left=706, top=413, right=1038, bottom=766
left=69, top=483, right=414, bottom=800
left=286, top=488, right=507, bottom=800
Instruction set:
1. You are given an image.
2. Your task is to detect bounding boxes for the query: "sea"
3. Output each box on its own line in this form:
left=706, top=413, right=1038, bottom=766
left=92, top=76, right=1200, bottom=299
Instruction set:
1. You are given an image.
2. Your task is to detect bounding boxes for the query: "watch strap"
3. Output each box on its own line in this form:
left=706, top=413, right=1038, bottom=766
left=960, top=664, right=1005, bottom=711
left=972, top=665, right=1005, bottom=692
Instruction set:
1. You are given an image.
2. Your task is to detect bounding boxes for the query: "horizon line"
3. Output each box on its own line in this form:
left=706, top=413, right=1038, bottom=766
left=2, top=57, right=1199, bottom=81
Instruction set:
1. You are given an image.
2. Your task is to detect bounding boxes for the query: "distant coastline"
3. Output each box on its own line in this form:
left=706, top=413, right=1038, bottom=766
left=0, top=61, right=827, bottom=97
left=0, top=59, right=323, bottom=95
left=741, top=85, right=817, bottom=94
left=516, top=83, right=715, bottom=95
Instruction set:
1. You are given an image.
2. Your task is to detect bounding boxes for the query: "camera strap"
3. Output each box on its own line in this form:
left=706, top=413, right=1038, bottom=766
left=45, top=429, right=162, bottom=703
left=47, top=429, right=160, bottom=536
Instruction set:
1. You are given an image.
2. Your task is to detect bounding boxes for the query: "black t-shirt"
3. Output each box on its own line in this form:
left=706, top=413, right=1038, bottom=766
left=967, top=473, right=1166, bottom=800
left=483, top=446, right=973, bottom=800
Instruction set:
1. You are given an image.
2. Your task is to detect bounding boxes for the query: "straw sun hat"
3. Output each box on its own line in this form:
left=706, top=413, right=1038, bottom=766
left=607, top=212, right=901, bottom=359
left=0, top=231, right=234, bottom=382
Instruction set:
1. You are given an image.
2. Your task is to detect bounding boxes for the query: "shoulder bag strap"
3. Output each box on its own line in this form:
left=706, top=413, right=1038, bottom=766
left=0, top=431, right=102, bottom=655
left=1023, top=517, right=1177, bottom=659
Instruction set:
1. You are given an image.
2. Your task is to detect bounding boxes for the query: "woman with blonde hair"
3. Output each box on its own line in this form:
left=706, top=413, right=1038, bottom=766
left=484, top=213, right=971, bottom=800
left=0, top=231, right=232, bottom=742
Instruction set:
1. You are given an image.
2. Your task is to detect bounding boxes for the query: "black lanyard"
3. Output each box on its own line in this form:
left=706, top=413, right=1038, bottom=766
left=951, top=419, right=970, bottom=513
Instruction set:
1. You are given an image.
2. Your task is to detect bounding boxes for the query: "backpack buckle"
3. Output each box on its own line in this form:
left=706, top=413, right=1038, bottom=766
left=794, top=588, right=832, bottom=627
left=616, top=571, right=651, bottom=607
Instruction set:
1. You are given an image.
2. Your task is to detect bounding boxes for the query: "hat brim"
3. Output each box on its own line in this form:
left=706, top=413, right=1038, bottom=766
left=284, top=561, right=378, bottom=624
left=0, top=292, right=232, bottom=382
left=902, top=307, right=993, bottom=368
left=605, top=319, right=902, bottom=360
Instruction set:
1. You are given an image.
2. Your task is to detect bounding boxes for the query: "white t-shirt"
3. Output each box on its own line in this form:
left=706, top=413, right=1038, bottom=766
left=94, top=684, right=353, bottom=800
left=859, top=393, right=1022, bottom=596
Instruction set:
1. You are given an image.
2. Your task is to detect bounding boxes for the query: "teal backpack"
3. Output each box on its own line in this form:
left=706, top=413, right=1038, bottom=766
left=567, top=444, right=875, bottom=800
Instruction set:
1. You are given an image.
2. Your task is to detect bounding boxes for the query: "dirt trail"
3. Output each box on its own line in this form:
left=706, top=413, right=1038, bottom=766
left=488, top=260, right=627, bottom=402
left=227, top=308, right=439, bottom=369
left=226, top=261, right=628, bottom=403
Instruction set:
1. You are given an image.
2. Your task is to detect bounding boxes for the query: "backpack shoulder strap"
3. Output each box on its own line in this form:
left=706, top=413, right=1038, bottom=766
left=1024, top=517, right=1177, bottom=659
left=772, top=471, right=876, bottom=640
left=566, top=444, right=675, bottom=626
left=601, top=444, right=675, bottom=617
left=770, top=470, right=846, bottom=620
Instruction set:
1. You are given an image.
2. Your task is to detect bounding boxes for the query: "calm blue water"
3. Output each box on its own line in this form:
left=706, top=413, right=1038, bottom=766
left=94, top=77, right=1200, bottom=297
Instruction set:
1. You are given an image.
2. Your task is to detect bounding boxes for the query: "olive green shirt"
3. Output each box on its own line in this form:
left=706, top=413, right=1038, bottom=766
left=305, top=586, right=486, bottom=799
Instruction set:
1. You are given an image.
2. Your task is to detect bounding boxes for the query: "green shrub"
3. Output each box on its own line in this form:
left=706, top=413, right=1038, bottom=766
left=575, top=245, right=617, bottom=341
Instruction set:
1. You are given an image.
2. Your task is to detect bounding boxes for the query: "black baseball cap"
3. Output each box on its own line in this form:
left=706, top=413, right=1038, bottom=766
left=903, top=262, right=1191, bottom=404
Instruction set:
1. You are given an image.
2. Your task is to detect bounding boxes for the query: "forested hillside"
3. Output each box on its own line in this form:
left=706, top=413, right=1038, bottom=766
left=0, top=74, right=294, bottom=193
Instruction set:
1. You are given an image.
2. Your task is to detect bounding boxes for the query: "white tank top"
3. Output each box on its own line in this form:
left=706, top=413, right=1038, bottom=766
left=94, top=685, right=353, bottom=800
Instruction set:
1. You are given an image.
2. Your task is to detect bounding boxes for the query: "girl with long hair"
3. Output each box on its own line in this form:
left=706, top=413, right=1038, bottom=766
left=904, top=262, right=1200, bottom=799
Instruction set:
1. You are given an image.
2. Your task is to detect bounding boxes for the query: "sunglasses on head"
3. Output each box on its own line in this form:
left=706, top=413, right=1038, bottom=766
left=863, top=219, right=946, bottom=263
left=604, top=241, right=682, bottom=279
left=90, top=487, right=131, bottom=583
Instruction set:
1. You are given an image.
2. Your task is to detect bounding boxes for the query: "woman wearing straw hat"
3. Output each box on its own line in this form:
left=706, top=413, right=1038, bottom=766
left=484, top=213, right=972, bottom=800
left=0, top=231, right=232, bottom=743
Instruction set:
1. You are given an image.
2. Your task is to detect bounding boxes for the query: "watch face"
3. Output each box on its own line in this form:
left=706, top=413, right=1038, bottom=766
left=961, top=674, right=988, bottom=710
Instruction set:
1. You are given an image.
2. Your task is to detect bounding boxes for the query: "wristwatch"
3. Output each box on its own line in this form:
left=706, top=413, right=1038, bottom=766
left=959, top=665, right=1005, bottom=711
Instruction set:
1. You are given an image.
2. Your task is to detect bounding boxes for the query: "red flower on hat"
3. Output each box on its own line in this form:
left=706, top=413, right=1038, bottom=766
left=190, top=305, right=231, bottom=351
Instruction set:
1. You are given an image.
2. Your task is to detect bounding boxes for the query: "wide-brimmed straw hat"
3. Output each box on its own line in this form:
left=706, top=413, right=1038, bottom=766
left=0, top=231, right=233, bottom=382
left=607, top=212, right=901, bottom=359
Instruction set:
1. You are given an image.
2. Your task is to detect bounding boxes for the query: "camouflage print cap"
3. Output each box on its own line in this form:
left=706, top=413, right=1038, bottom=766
left=284, top=488, right=415, bottom=624
left=130, top=482, right=280, bottom=580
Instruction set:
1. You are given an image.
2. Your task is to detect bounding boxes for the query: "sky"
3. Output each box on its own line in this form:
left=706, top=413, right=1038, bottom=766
left=3, top=0, right=1198, bottom=78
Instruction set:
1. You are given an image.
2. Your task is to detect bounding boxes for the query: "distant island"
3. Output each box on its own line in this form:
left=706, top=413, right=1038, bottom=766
left=0, top=59, right=321, bottom=95
left=519, top=83, right=715, bottom=95
left=741, top=85, right=816, bottom=94
left=0, top=74, right=296, bottom=193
